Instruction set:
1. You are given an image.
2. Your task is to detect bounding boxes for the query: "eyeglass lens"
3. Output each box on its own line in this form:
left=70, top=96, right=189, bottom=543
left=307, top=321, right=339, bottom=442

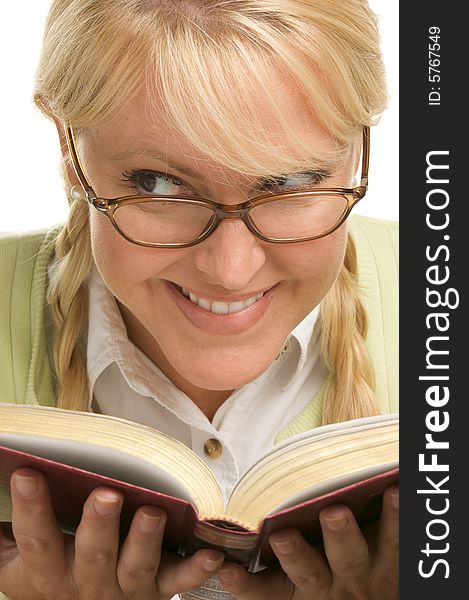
left=112, top=194, right=349, bottom=244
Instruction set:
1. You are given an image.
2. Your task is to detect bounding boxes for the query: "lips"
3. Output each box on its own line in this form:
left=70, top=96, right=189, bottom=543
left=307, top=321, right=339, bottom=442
left=165, top=281, right=276, bottom=335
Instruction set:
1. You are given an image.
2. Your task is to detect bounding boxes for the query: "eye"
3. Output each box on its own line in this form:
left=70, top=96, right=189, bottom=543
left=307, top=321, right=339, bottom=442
left=121, top=170, right=193, bottom=196
left=259, top=170, right=330, bottom=193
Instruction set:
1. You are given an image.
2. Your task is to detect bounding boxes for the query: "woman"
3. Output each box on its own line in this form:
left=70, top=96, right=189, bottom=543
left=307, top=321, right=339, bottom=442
left=0, top=1, right=398, bottom=599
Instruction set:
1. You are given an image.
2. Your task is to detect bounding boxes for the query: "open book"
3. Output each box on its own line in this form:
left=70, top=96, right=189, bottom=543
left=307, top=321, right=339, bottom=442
left=0, top=404, right=398, bottom=571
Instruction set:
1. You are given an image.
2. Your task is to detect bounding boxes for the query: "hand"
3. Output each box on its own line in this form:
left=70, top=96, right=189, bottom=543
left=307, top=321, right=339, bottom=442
left=217, top=485, right=399, bottom=600
left=0, top=468, right=224, bottom=600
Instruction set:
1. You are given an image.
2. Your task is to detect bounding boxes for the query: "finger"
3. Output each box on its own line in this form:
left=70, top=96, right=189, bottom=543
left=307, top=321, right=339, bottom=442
left=155, top=548, right=224, bottom=598
left=374, top=486, right=399, bottom=578
left=117, top=505, right=166, bottom=593
left=72, top=487, right=123, bottom=588
left=270, top=529, right=331, bottom=596
left=319, top=504, right=371, bottom=589
left=218, top=559, right=292, bottom=600
left=10, top=469, right=67, bottom=583
left=219, top=528, right=332, bottom=600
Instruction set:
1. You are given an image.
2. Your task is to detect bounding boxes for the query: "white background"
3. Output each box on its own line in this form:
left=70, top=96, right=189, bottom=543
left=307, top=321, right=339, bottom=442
left=0, top=1, right=398, bottom=232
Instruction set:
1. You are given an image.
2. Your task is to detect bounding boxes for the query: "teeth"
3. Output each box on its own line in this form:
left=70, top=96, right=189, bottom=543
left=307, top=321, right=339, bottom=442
left=198, top=298, right=211, bottom=310
left=211, top=301, right=230, bottom=315
left=228, top=301, right=246, bottom=314
left=178, top=286, right=265, bottom=314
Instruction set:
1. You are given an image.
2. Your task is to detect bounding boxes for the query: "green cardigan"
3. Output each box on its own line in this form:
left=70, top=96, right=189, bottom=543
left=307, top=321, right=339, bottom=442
left=0, top=215, right=397, bottom=599
left=0, top=215, right=398, bottom=427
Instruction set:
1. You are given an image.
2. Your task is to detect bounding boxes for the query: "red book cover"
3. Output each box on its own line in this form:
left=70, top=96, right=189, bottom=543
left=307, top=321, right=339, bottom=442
left=0, top=444, right=197, bottom=555
left=251, top=466, right=399, bottom=570
left=0, top=443, right=398, bottom=571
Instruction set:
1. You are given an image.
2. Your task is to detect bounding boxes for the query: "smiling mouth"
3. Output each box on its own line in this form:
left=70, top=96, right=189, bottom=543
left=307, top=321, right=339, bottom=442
left=174, top=284, right=266, bottom=315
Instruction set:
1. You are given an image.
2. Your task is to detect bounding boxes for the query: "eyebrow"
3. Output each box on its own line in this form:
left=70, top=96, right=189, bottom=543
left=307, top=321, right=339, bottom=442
left=108, top=148, right=201, bottom=180
left=261, top=169, right=331, bottom=184
left=109, top=148, right=335, bottom=186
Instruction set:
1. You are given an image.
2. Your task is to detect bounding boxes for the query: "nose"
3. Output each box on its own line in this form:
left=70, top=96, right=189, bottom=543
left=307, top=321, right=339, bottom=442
left=193, top=218, right=266, bottom=290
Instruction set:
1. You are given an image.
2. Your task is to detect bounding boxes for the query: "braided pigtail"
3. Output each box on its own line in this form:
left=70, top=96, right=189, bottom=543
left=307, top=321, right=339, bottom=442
left=320, top=233, right=378, bottom=425
left=47, top=176, right=92, bottom=411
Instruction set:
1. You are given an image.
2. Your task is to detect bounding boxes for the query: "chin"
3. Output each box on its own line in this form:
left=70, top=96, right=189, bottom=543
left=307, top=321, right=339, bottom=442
left=173, top=351, right=275, bottom=391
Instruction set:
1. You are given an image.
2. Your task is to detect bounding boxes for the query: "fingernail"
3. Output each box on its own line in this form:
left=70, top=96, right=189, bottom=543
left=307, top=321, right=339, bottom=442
left=390, top=489, right=399, bottom=509
left=139, top=509, right=164, bottom=534
left=270, top=533, right=295, bottom=555
left=94, top=491, right=121, bottom=516
left=203, top=556, right=224, bottom=572
left=322, top=510, right=349, bottom=532
left=218, top=567, right=235, bottom=584
left=14, top=474, right=39, bottom=498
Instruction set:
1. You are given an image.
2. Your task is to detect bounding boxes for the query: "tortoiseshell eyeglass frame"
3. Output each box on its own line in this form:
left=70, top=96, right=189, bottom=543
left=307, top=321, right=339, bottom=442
left=64, top=125, right=370, bottom=249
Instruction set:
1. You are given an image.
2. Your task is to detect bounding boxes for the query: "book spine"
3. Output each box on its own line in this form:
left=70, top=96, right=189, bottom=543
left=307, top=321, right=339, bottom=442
left=189, top=520, right=259, bottom=565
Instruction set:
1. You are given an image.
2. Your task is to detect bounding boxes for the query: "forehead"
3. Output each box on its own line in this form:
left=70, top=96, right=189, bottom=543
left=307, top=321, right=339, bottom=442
left=97, top=86, right=325, bottom=139
left=84, top=65, right=347, bottom=177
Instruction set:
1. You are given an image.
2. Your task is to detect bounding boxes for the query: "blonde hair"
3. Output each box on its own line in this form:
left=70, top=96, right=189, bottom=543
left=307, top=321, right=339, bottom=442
left=35, top=0, right=386, bottom=421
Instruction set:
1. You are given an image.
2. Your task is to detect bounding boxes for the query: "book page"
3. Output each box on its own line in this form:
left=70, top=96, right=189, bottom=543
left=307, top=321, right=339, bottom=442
left=266, top=461, right=398, bottom=515
left=0, top=433, right=196, bottom=504
left=226, top=414, right=399, bottom=526
left=0, top=404, right=225, bottom=516
left=234, top=413, right=399, bottom=484
left=251, top=413, right=399, bottom=468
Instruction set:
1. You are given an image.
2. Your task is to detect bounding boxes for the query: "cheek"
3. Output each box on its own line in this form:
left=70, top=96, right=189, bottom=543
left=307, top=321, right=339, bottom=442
left=278, top=226, right=347, bottom=292
left=89, top=211, right=169, bottom=295
left=90, top=211, right=126, bottom=283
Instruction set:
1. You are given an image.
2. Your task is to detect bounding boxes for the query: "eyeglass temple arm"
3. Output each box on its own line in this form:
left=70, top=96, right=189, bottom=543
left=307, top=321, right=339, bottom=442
left=64, top=125, right=97, bottom=201
left=360, top=126, right=370, bottom=188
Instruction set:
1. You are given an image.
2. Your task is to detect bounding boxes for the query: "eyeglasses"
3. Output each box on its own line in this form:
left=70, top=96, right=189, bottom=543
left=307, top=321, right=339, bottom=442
left=65, top=125, right=369, bottom=248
